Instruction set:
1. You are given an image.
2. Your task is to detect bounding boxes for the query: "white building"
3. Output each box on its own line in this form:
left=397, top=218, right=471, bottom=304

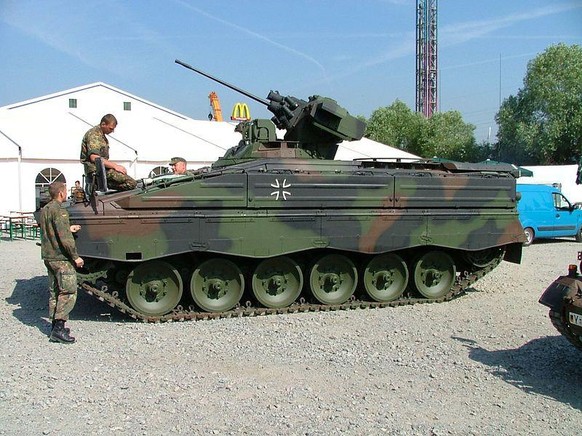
left=0, top=83, right=418, bottom=216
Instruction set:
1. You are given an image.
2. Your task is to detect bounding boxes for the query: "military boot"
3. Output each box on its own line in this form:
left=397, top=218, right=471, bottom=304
left=49, top=320, right=75, bottom=344
left=51, top=319, right=70, bottom=334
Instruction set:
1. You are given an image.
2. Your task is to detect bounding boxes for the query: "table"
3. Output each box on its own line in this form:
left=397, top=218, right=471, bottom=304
left=7, top=212, right=39, bottom=240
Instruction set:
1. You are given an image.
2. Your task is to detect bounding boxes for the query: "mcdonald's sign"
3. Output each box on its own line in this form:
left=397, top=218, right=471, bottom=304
left=231, top=102, right=251, bottom=121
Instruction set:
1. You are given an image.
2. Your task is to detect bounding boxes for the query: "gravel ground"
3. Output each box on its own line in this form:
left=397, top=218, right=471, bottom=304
left=0, top=239, right=581, bottom=435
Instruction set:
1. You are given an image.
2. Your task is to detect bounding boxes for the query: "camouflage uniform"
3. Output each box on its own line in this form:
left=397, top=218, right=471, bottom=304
left=39, top=200, right=80, bottom=321
left=80, top=125, right=137, bottom=191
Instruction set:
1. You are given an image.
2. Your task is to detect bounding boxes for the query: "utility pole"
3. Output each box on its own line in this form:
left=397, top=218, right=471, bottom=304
left=416, top=0, right=438, bottom=118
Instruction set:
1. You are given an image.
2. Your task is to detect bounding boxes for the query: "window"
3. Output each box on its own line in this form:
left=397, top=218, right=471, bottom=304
left=123, top=101, right=132, bottom=111
left=35, top=168, right=66, bottom=210
left=149, top=166, right=169, bottom=178
left=69, top=98, right=77, bottom=108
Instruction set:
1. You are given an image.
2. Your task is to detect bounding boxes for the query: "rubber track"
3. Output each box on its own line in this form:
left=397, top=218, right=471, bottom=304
left=79, top=257, right=502, bottom=323
left=548, top=309, right=582, bottom=351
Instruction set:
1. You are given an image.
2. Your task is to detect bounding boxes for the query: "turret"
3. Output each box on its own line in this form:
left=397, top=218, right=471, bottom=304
left=175, top=59, right=366, bottom=168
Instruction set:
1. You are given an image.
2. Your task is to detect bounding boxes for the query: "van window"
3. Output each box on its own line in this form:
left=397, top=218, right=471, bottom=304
left=553, top=193, right=571, bottom=210
left=530, top=192, right=550, bottom=210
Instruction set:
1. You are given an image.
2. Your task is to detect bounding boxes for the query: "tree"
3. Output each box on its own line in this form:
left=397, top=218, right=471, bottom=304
left=420, top=111, right=478, bottom=161
left=365, top=100, right=424, bottom=156
left=365, top=101, right=479, bottom=160
left=496, top=43, right=582, bottom=165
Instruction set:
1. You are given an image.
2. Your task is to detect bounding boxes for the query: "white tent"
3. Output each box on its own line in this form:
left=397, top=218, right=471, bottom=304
left=336, top=137, right=418, bottom=161
left=520, top=165, right=582, bottom=203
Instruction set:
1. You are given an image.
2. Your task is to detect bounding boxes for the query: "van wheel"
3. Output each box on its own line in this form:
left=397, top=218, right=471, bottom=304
left=576, top=228, right=582, bottom=243
left=523, top=227, right=534, bottom=246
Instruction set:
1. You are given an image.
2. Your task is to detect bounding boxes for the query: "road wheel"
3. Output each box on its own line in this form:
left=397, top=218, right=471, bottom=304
left=190, top=258, right=244, bottom=312
left=309, top=254, right=357, bottom=305
left=252, top=257, right=303, bottom=308
left=363, top=254, right=408, bottom=302
left=126, top=260, right=183, bottom=316
left=412, top=251, right=456, bottom=299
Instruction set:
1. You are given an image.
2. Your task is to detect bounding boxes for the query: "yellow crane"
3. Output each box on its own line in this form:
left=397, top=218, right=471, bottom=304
left=208, top=91, right=223, bottom=121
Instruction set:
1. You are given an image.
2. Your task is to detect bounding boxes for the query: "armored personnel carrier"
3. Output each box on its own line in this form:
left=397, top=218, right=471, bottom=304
left=539, top=158, right=582, bottom=351
left=70, top=60, right=525, bottom=321
left=539, top=252, right=582, bottom=351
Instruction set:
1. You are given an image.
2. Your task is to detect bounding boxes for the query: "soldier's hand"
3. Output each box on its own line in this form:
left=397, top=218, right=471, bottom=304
left=114, top=164, right=128, bottom=175
left=70, top=224, right=81, bottom=233
left=75, top=257, right=84, bottom=268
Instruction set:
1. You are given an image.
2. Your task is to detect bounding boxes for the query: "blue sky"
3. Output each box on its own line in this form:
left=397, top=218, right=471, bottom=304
left=1, top=0, right=581, bottom=142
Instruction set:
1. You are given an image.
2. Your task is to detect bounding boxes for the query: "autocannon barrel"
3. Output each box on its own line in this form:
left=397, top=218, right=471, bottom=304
left=175, top=59, right=269, bottom=106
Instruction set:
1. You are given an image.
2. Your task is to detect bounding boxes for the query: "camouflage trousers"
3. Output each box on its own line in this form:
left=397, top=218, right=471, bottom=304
left=106, top=169, right=137, bottom=191
left=45, top=260, right=78, bottom=321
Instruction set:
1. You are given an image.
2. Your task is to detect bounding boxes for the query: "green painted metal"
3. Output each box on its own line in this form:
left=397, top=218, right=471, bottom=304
left=412, top=251, right=456, bottom=299
left=252, top=256, right=303, bottom=308
left=309, top=253, right=357, bottom=304
left=67, top=66, right=525, bottom=315
left=126, top=260, right=183, bottom=316
left=190, top=258, right=244, bottom=313
left=363, top=253, right=409, bottom=302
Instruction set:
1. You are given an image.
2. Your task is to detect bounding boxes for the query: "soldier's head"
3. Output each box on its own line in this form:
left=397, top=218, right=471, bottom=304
left=49, top=182, right=67, bottom=202
left=100, top=114, right=118, bottom=135
left=169, top=157, right=187, bottom=175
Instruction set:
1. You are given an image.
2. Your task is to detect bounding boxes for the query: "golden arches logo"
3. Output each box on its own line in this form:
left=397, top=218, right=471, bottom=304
left=231, top=102, right=251, bottom=121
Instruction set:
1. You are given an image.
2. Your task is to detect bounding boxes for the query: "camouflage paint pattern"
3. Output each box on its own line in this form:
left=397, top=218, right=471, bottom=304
left=39, top=199, right=79, bottom=262
left=69, top=159, right=524, bottom=263
left=45, top=260, right=78, bottom=321
left=105, top=169, right=137, bottom=191
left=80, top=125, right=109, bottom=176
left=72, top=64, right=526, bottom=317
left=539, top=259, right=582, bottom=350
left=81, top=125, right=137, bottom=191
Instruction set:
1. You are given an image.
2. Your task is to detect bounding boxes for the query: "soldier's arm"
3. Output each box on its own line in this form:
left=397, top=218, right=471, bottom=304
left=85, top=130, right=105, bottom=163
left=89, top=153, right=127, bottom=174
left=85, top=130, right=127, bottom=174
left=53, top=209, right=80, bottom=262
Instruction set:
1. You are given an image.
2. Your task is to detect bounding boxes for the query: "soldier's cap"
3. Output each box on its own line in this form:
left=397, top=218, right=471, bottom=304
left=169, top=157, right=187, bottom=165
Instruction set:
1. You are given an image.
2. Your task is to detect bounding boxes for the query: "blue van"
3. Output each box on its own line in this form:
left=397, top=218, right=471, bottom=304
left=517, top=184, right=582, bottom=245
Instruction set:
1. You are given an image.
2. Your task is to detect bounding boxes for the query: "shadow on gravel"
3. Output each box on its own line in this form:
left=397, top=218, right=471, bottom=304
left=454, top=336, right=582, bottom=411
left=7, top=276, right=129, bottom=335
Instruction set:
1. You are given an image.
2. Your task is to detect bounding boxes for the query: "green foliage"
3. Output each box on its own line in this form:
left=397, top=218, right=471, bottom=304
left=496, top=43, right=582, bottom=165
left=365, top=100, right=424, bottom=156
left=420, top=111, right=477, bottom=161
left=365, top=101, right=481, bottom=161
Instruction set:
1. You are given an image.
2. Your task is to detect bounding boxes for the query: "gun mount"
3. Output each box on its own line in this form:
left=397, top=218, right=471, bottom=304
left=175, top=59, right=366, bottom=167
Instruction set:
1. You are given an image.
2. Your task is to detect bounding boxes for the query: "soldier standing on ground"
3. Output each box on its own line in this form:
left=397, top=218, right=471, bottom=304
left=80, top=114, right=137, bottom=191
left=39, top=181, right=84, bottom=343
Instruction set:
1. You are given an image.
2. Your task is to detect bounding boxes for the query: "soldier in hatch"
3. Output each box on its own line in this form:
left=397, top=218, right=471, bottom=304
left=169, top=156, right=194, bottom=176
left=39, top=182, right=84, bottom=344
left=80, top=114, right=137, bottom=191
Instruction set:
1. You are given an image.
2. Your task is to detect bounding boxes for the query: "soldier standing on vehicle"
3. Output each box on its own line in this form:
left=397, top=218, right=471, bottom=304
left=80, top=114, right=137, bottom=191
left=39, top=181, right=84, bottom=343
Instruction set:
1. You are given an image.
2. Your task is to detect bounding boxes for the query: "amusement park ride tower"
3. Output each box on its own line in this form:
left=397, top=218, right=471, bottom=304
left=416, top=0, right=438, bottom=118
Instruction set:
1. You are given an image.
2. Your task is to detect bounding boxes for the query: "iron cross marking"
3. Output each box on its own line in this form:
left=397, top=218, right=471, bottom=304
left=270, top=178, right=291, bottom=201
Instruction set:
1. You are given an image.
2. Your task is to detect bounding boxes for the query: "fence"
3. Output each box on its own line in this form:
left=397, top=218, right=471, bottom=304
left=0, top=212, right=40, bottom=241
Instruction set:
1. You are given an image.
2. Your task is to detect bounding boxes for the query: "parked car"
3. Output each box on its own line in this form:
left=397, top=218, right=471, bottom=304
left=517, top=184, right=582, bottom=245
